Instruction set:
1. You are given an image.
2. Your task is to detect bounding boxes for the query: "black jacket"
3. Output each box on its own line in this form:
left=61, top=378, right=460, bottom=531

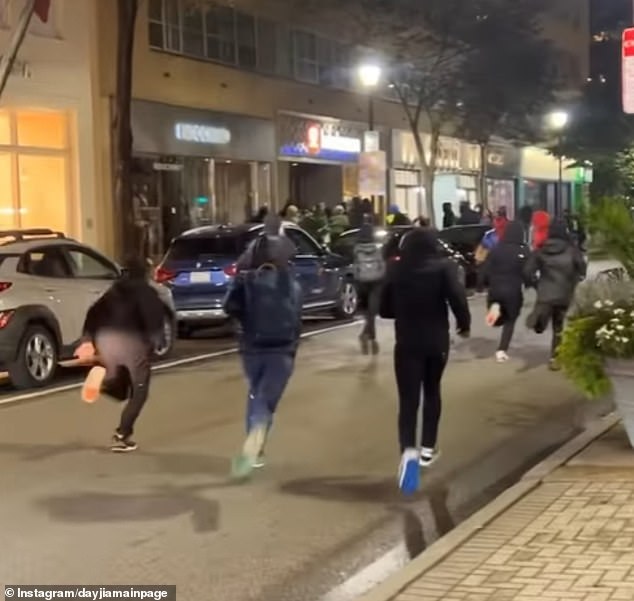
left=379, top=229, right=471, bottom=355
left=524, top=238, right=586, bottom=307
left=82, top=279, right=165, bottom=345
left=479, top=222, right=529, bottom=320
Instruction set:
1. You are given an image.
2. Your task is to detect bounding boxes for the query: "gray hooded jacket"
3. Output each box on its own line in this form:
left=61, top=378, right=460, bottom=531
left=237, top=215, right=296, bottom=271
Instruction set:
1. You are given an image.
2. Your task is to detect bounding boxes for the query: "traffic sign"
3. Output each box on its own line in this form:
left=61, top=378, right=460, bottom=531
left=622, top=28, right=634, bottom=113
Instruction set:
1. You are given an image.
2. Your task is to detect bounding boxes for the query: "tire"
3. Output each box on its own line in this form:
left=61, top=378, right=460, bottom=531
left=177, top=324, right=193, bottom=339
left=333, top=279, right=359, bottom=320
left=9, top=325, right=58, bottom=390
left=154, top=313, right=175, bottom=360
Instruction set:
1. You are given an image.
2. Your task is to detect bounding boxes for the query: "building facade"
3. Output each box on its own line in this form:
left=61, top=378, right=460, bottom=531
left=0, top=0, right=104, bottom=248
left=92, top=0, right=590, bottom=255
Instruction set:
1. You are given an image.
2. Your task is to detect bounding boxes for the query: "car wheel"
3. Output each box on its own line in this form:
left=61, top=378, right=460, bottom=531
left=177, top=324, right=193, bottom=339
left=333, top=279, right=359, bottom=320
left=154, top=313, right=175, bottom=360
left=9, top=325, right=58, bottom=390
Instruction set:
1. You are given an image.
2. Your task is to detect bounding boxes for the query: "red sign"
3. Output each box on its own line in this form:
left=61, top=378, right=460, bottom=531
left=306, top=125, right=321, bottom=154
left=623, top=28, right=634, bottom=113
left=34, top=0, right=51, bottom=23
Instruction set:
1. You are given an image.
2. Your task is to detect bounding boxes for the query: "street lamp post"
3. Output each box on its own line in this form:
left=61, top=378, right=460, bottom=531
left=549, top=110, right=569, bottom=216
left=358, top=64, right=381, bottom=133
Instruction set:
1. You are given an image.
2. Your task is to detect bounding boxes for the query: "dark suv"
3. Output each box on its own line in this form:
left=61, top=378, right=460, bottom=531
left=156, top=222, right=358, bottom=337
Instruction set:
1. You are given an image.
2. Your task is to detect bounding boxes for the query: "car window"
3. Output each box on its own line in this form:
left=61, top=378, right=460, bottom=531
left=20, top=247, right=71, bottom=278
left=66, top=249, right=119, bottom=279
left=331, top=231, right=358, bottom=259
left=285, top=228, right=320, bottom=256
left=166, top=232, right=255, bottom=261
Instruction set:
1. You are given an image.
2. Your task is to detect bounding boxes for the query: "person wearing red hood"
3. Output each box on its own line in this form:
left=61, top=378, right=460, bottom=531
left=530, top=210, right=550, bottom=250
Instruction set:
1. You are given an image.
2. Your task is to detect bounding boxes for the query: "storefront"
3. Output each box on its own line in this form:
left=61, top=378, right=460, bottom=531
left=484, top=141, right=520, bottom=219
left=131, top=100, right=275, bottom=255
left=277, top=113, right=384, bottom=209
left=519, top=146, right=576, bottom=217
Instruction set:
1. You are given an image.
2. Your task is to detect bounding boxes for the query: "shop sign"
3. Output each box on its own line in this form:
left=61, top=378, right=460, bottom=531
left=623, top=28, right=634, bottom=114
left=487, top=152, right=504, bottom=167
left=153, top=162, right=183, bottom=172
left=359, top=151, right=387, bottom=196
left=305, top=124, right=361, bottom=154
left=364, top=131, right=380, bottom=152
left=174, top=123, right=231, bottom=145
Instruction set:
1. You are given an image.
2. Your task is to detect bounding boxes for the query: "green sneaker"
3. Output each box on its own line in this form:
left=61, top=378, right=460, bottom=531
left=230, top=425, right=267, bottom=481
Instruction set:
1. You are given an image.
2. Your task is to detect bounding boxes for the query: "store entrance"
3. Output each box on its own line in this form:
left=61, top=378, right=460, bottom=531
left=290, top=163, right=343, bottom=209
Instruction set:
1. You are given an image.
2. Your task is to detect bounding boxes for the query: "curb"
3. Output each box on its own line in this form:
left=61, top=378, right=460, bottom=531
left=354, top=412, right=620, bottom=601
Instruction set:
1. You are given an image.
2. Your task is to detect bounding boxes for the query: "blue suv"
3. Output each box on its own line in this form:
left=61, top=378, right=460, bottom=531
left=155, top=222, right=358, bottom=337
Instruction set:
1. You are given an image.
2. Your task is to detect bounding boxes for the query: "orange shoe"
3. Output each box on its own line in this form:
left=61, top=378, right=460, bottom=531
left=486, top=303, right=501, bottom=327
left=82, top=366, right=106, bottom=404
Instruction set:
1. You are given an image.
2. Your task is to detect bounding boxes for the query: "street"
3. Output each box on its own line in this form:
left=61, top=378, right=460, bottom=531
left=0, top=297, right=610, bottom=601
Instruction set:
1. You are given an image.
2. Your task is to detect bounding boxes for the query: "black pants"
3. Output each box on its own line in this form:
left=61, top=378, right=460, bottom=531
left=360, top=282, right=381, bottom=340
left=529, top=303, right=567, bottom=359
left=498, top=320, right=516, bottom=352
left=551, top=306, right=567, bottom=358
left=394, top=345, right=447, bottom=451
left=96, top=331, right=152, bottom=438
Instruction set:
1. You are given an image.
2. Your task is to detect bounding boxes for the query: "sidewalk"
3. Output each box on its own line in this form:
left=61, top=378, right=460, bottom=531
left=360, top=417, right=634, bottom=601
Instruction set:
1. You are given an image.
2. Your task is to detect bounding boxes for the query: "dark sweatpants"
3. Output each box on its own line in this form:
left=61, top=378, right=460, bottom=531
left=359, top=282, right=382, bottom=341
left=95, top=331, right=152, bottom=438
left=394, top=345, right=448, bottom=451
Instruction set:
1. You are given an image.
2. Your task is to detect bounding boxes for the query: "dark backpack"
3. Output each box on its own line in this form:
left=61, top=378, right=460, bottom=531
left=243, top=264, right=301, bottom=348
left=354, top=242, right=386, bottom=283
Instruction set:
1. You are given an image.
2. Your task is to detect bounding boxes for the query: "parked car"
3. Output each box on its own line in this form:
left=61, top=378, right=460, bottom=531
left=438, top=224, right=490, bottom=288
left=0, top=229, right=176, bottom=389
left=331, top=226, right=469, bottom=288
left=156, top=222, right=358, bottom=337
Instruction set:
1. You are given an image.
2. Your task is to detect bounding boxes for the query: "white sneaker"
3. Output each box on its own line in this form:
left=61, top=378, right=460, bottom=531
left=486, top=303, right=501, bottom=327
left=495, top=351, right=509, bottom=363
left=419, top=447, right=440, bottom=468
left=398, top=448, right=421, bottom=495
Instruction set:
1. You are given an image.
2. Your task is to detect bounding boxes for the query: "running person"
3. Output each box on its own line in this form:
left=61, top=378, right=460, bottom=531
left=75, top=257, right=165, bottom=452
left=479, top=221, right=530, bottom=362
left=380, top=228, right=471, bottom=495
left=224, top=215, right=302, bottom=479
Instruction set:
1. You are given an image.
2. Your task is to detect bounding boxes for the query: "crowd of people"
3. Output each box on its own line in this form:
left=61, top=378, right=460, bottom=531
left=71, top=200, right=587, bottom=499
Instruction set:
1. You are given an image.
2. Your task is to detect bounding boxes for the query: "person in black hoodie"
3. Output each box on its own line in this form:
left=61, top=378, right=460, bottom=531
left=75, top=257, right=165, bottom=452
left=479, top=221, right=530, bottom=363
left=380, top=228, right=471, bottom=495
left=524, top=221, right=586, bottom=370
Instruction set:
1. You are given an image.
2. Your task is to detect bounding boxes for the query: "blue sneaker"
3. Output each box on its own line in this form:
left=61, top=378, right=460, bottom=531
left=398, top=448, right=420, bottom=495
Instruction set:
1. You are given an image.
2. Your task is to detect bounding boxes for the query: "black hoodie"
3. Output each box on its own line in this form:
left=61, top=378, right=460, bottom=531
left=524, top=221, right=586, bottom=307
left=379, top=228, right=471, bottom=355
left=82, top=276, right=165, bottom=345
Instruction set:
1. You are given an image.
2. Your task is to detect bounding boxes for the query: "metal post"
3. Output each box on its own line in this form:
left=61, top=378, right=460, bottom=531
left=0, top=0, right=35, bottom=99
left=368, top=96, right=375, bottom=132
left=558, top=139, right=564, bottom=217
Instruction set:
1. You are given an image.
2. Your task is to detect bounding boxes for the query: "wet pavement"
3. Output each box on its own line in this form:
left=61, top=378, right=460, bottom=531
left=0, top=296, right=610, bottom=601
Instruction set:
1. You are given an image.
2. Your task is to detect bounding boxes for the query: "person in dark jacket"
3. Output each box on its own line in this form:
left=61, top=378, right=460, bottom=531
left=524, top=221, right=587, bottom=370
left=75, top=257, right=165, bottom=452
left=456, top=201, right=481, bottom=225
left=380, top=228, right=471, bottom=495
left=442, top=202, right=456, bottom=229
left=224, top=218, right=302, bottom=479
left=479, top=221, right=530, bottom=362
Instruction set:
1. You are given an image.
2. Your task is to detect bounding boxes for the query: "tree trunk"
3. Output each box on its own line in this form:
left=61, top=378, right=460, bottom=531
left=412, top=129, right=436, bottom=225
left=113, top=0, right=138, bottom=260
left=479, top=142, right=489, bottom=211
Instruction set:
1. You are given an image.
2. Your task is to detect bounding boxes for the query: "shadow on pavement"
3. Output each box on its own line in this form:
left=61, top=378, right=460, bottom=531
left=452, top=336, right=548, bottom=373
left=36, top=486, right=221, bottom=533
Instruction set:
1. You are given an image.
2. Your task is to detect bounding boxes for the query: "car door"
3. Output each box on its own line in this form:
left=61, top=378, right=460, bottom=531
left=284, top=227, right=329, bottom=307
left=60, top=246, right=120, bottom=342
left=19, top=246, right=77, bottom=345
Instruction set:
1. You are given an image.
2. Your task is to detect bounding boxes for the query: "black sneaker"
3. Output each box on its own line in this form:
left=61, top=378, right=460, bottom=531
left=371, top=340, right=380, bottom=355
left=360, top=334, right=370, bottom=355
left=111, top=433, right=138, bottom=453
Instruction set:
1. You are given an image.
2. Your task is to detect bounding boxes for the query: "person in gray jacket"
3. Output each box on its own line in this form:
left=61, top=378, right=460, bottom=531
left=524, top=221, right=586, bottom=370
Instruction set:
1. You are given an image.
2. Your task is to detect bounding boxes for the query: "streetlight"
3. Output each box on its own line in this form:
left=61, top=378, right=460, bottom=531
left=549, top=110, right=569, bottom=216
left=358, top=63, right=382, bottom=132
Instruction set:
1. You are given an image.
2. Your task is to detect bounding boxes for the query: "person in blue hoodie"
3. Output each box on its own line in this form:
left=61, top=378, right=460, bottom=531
left=224, top=215, right=303, bottom=479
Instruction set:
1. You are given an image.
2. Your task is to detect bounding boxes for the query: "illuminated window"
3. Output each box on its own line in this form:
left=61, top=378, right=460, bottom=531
left=16, top=110, right=66, bottom=149
left=0, top=110, right=11, bottom=145
left=0, top=153, right=16, bottom=229
left=18, top=155, right=67, bottom=233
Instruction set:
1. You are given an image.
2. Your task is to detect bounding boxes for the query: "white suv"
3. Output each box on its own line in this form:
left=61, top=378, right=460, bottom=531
left=0, top=230, right=175, bottom=389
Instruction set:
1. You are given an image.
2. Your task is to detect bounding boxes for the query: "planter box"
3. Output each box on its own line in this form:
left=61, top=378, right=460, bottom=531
left=605, top=358, right=634, bottom=448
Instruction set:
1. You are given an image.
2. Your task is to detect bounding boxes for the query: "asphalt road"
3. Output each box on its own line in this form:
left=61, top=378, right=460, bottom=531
left=0, top=296, right=612, bottom=601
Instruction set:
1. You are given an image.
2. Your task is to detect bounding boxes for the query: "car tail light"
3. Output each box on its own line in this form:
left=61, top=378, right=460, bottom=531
left=224, top=263, right=237, bottom=277
left=154, top=267, right=175, bottom=284
left=0, top=310, right=14, bottom=329
left=0, top=282, right=12, bottom=292
left=390, top=255, right=401, bottom=262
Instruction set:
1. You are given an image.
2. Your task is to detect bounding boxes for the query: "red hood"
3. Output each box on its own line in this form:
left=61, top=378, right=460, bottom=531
left=494, top=216, right=508, bottom=238
left=532, top=211, right=550, bottom=231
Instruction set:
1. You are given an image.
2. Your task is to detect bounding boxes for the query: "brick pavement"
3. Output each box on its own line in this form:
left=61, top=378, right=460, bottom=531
left=391, top=426, right=634, bottom=601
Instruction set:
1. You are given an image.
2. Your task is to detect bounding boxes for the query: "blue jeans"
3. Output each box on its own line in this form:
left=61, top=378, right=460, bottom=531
left=243, top=353, right=295, bottom=433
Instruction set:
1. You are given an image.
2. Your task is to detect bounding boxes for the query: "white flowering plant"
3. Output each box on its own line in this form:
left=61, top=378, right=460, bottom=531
left=559, top=280, right=634, bottom=398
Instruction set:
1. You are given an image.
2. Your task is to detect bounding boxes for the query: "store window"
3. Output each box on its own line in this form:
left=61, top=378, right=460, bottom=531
left=205, top=4, right=236, bottom=63
left=0, top=109, right=71, bottom=235
left=293, top=30, right=318, bottom=83
left=182, top=5, right=204, bottom=58
left=236, top=12, right=256, bottom=68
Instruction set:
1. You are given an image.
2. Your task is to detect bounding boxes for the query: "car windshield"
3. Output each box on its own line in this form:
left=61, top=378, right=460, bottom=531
left=166, top=233, right=252, bottom=261
left=439, top=226, right=488, bottom=247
